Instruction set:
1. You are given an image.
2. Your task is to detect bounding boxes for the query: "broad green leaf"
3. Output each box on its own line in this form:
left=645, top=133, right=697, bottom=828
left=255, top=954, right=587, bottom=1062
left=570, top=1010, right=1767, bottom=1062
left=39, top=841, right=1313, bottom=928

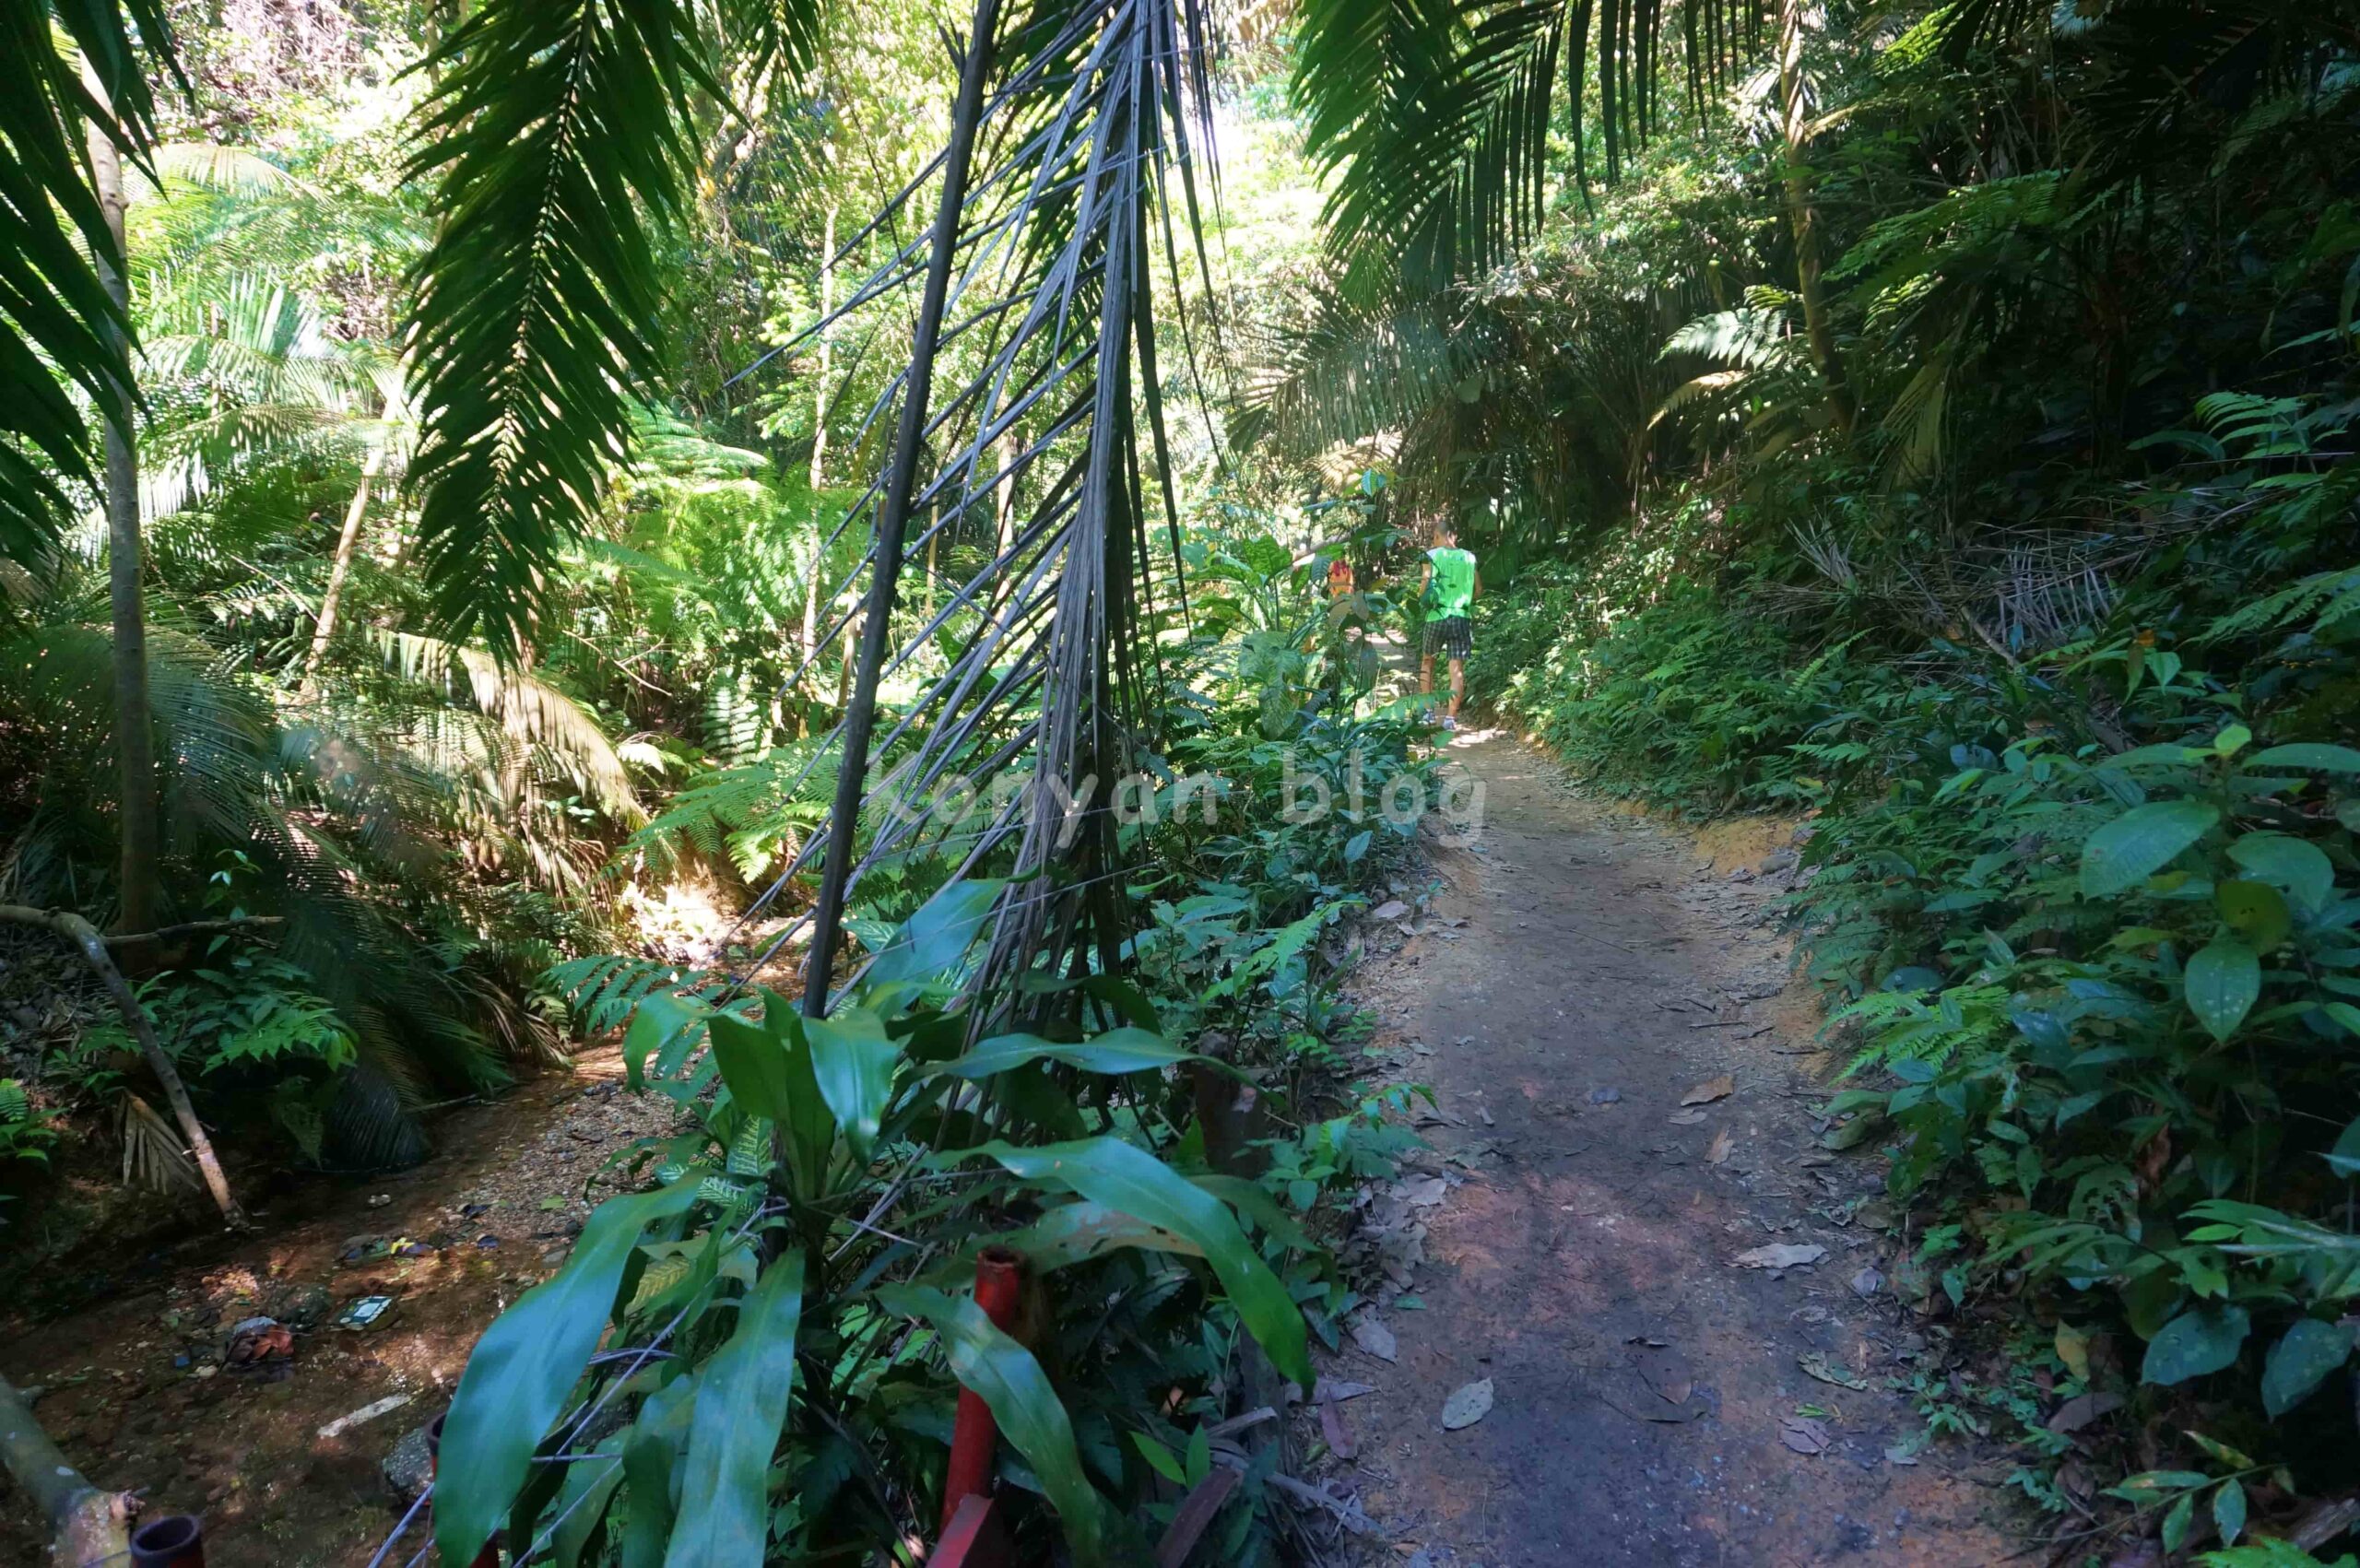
left=867, top=878, right=1004, bottom=984
left=2327, top=1115, right=2360, bottom=1179
left=2227, top=833, right=2335, bottom=913
left=666, top=1251, right=807, bottom=1566
left=962, top=1138, right=1313, bottom=1387
left=625, top=993, right=705, bottom=1091
left=709, top=1011, right=798, bottom=1125
left=2248, top=743, right=2360, bottom=773
left=551, top=1438, right=625, bottom=1568
left=2260, top=1318, right=2355, bottom=1418
left=2141, top=1303, right=2250, bottom=1386
left=710, top=1002, right=832, bottom=1193
left=2215, top=879, right=2292, bottom=951
left=878, top=1284, right=1119, bottom=1564
left=2212, top=724, right=2252, bottom=757
left=2185, top=938, right=2260, bottom=1042
left=1193, top=1173, right=1316, bottom=1252
left=1006, top=1200, right=1206, bottom=1271
left=2081, top=801, right=2220, bottom=898
left=436, top=1178, right=702, bottom=1563
left=932, top=1028, right=1195, bottom=1079
left=2164, top=1492, right=2195, bottom=1553
left=805, top=1006, right=898, bottom=1158
left=1131, top=1430, right=1186, bottom=1485
left=2212, top=1480, right=2248, bottom=1549
left=619, top=1375, right=696, bottom=1568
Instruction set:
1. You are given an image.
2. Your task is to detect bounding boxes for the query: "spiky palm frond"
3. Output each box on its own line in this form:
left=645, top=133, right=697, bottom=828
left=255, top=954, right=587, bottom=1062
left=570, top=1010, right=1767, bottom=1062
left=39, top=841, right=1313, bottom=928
left=1292, top=0, right=1775, bottom=289
left=1233, top=282, right=1472, bottom=456
left=707, top=0, right=1225, bottom=1016
left=375, top=630, right=643, bottom=823
left=401, top=0, right=823, bottom=653
left=0, top=0, right=178, bottom=561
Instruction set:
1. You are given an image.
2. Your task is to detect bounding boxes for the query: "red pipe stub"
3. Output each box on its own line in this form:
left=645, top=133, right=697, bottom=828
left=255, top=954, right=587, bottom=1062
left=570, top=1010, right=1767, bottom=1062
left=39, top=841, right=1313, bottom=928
left=973, top=1246, right=1022, bottom=1327
left=130, top=1514, right=205, bottom=1567
left=939, top=1246, right=1027, bottom=1534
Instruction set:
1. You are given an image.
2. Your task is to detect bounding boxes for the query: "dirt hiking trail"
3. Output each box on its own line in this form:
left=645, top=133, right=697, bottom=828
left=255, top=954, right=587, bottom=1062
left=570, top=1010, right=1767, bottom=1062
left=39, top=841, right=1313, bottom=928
left=1315, top=727, right=2012, bottom=1567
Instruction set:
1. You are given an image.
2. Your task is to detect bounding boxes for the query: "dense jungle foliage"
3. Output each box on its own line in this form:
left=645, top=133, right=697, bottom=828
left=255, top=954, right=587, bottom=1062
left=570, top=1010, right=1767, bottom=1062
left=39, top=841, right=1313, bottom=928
left=4, top=0, right=2357, bottom=1562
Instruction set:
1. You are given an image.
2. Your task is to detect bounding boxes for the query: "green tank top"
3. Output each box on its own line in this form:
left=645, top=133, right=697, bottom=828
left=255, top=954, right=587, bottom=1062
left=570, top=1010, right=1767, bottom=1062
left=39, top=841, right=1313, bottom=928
left=1426, top=548, right=1475, bottom=618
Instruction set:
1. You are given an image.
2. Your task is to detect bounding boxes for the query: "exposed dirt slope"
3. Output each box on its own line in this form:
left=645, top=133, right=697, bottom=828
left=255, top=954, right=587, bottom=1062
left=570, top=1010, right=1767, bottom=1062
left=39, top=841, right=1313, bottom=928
left=1310, top=729, right=2013, bottom=1567
left=0, top=1047, right=679, bottom=1565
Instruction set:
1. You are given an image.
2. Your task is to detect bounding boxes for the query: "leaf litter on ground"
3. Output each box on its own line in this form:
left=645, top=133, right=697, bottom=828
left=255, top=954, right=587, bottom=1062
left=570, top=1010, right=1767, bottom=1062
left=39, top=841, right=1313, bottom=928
left=1681, top=1074, right=1735, bottom=1105
left=1732, top=1243, right=1827, bottom=1270
left=1441, top=1378, right=1493, bottom=1431
left=1778, top=1415, right=1831, bottom=1455
left=1799, top=1351, right=1870, bottom=1391
left=1349, top=1315, right=1398, bottom=1363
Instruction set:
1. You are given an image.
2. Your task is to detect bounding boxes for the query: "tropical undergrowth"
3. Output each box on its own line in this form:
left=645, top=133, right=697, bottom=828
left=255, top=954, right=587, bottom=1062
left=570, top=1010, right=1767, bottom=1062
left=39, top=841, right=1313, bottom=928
left=422, top=521, right=1436, bottom=1567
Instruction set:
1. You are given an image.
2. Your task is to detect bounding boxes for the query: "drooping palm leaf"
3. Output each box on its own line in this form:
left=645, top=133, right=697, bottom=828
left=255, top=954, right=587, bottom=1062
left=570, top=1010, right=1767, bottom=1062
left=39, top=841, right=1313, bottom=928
left=401, top=0, right=822, bottom=652
left=0, top=0, right=178, bottom=561
left=1291, top=0, right=1776, bottom=289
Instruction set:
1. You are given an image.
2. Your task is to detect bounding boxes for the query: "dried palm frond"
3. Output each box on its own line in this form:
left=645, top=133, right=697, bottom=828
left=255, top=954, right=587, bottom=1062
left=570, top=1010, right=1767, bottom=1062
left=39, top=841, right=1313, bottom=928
left=122, top=1092, right=201, bottom=1195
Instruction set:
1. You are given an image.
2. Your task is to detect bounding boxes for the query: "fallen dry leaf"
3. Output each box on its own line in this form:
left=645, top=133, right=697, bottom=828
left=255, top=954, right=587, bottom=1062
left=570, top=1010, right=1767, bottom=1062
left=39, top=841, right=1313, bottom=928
left=1350, top=1315, right=1398, bottom=1363
left=1312, top=1378, right=1375, bottom=1404
left=1396, top=1175, right=1449, bottom=1208
left=1319, top=1399, right=1357, bottom=1459
left=1681, top=1074, right=1735, bottom=1106
left=1440, top=1378, right=1494, bottom=1431
left=1706, top=1128, right=1735, bottom=1164
left=1732, top=1243, right=1827, bottom=1270
left=1666, top=1108, right=1709, bottom=1126
left=1778, top=1415, right=1831, bottom=1455
left=1799, top=1352, right=1870, bottom=1391
left=2046, top=1391, right=2123, bottom=1434
left=1370, top=900, right=1409, bottom=922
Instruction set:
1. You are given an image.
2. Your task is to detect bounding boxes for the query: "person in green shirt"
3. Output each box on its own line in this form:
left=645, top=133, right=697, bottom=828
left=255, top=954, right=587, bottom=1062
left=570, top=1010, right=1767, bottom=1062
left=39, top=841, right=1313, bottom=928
left=1419, top=523, right=1480, bottom=730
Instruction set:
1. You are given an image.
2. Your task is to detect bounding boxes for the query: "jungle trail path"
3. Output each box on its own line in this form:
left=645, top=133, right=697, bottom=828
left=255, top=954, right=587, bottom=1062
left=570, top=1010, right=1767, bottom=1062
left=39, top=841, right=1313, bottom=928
left=1310, top=725, right=2015, bottom=1568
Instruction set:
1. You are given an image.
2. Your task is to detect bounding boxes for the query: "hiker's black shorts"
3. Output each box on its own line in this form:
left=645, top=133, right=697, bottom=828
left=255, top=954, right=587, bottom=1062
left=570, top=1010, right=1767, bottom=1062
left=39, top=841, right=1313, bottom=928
left=1424, top=615, right=1472, bottom=660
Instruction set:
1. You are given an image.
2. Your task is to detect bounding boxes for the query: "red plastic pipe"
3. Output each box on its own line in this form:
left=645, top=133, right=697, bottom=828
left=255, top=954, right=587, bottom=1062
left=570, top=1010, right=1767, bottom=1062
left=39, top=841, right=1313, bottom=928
left=129, top=1515, right=205, bottom=1566
left=426, top=1414, right=502, bottom=1568
left=926, top=1493, right=1010, bottom=1568
left=939, top=1246, right=1024, bottom=1533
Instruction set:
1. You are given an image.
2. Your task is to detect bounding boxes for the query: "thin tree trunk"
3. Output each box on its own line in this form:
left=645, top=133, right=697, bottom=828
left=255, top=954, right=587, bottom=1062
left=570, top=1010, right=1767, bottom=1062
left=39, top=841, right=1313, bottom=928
left=0, top=905, right=248, bottom=1229
left=82, top=68, right=159, bottom=935
left=803, top=0, right=1002, bottom=1018
left=298, top=444, right=385, bottom=696
left=796, top=204, right=839, bottom=737
left=1779, top=0, right=1854, bottom=437
left=0, top=1373, right=134, bottom=1568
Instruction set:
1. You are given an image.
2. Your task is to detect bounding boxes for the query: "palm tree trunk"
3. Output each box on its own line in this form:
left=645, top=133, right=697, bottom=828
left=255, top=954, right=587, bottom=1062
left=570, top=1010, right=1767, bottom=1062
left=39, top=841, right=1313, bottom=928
left=297, top=444, right=386, bottom=696
left=803, top=0, right=1002, bottom=1018
left=1778, top=0, right=1854, bottom=438
left=81, top=68, right=159, bottom=935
